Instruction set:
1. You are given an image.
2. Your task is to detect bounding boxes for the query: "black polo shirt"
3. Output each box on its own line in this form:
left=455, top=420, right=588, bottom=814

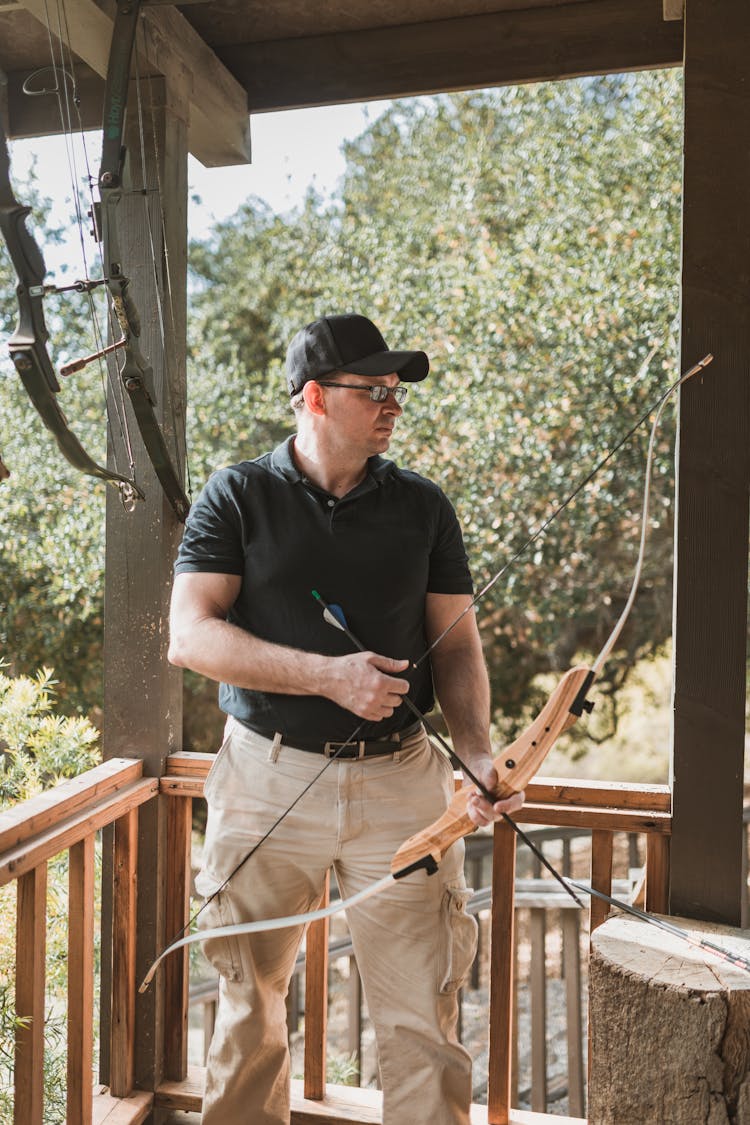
left=175, top=436, right=473, bottom=742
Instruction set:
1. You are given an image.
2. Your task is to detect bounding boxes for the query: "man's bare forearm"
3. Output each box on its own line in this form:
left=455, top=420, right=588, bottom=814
left=430, top=637, right=493, bottom=769
left=169, top=615, right=332, bottom=696
left=168, top=612, right=410, bottom=722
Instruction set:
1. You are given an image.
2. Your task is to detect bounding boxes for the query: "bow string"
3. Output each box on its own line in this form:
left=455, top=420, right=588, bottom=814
left=141, top=352, right=716, bottom=990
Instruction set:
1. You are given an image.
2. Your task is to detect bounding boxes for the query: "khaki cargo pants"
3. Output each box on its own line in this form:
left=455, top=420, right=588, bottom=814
left=196, top=717, right=477, bottom=1125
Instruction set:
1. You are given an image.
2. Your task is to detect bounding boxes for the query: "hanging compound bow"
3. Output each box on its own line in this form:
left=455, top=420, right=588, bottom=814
left=0, top=0, right=190, bottom=521
left=141, top=353, right=719, bottom=991
left=0, top=118, right=143, bottom=505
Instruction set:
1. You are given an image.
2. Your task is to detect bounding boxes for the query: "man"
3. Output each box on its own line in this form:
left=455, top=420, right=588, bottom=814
left=169, top=313, right=524, bottom=1125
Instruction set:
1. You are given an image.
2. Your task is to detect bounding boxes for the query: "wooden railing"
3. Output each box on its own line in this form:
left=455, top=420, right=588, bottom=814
left=0, top=754, right=672, bottom=1124
left=0, top=758, right=156, bottom=1125
left=157, top=754, right=671, bottom=1123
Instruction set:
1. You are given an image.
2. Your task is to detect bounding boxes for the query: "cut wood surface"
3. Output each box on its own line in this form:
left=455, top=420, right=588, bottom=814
left=589, top=915, right=750, bottom=1123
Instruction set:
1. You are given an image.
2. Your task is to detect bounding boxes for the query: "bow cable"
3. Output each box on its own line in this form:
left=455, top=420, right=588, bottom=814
left=141, top=353, right=715, bottom=990
left=416, top=352, right=714, bottom=669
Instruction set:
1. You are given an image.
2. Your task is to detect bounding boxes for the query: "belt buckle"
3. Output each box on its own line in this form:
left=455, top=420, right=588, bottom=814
left=324, top=740, right=365, bottom=759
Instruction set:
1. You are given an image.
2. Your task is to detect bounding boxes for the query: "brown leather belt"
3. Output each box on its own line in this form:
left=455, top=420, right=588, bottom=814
left=240, top=720, right=423, bottom=759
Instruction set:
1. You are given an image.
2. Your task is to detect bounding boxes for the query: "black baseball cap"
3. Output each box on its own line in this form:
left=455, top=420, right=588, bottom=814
left=286, top=313, right=429, bottom=395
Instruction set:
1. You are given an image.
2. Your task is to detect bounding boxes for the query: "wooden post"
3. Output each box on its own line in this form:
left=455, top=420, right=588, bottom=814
left=672, top=0, right=750, bottom=925
left=100, top=70, right=189, bottom=1094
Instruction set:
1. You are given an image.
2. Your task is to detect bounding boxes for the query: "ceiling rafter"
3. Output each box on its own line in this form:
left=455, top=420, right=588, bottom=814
left=12, top=0, right=250, bottom=166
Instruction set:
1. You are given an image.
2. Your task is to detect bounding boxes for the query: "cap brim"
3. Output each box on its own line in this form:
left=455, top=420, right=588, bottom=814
left=341, top=350, right=429, bottom=382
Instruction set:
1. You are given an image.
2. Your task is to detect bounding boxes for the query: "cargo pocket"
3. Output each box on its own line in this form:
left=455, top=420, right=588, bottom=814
left=437, top=884, right=478, bottom=994
left=202, top=727, right=234, bottom=803
left=195, top=872, right=245, bottom=983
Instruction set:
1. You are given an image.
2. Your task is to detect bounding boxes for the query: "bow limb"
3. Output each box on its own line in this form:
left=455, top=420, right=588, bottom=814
left=97, top=0, right=191, bottom=523
left=391, top=664, right=594, bottom=878
left=393, top=353, right=715, bottom=881
left=139, top=872, right=395, bottom=993
left=0, top=120, right=143, bottom=502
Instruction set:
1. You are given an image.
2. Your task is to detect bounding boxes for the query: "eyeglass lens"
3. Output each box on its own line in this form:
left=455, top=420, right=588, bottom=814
left=370, top=385, right=407, bottom=403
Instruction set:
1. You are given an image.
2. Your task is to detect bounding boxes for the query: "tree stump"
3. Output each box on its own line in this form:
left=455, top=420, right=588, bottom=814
left=588, top=914, right=750, bottom=1124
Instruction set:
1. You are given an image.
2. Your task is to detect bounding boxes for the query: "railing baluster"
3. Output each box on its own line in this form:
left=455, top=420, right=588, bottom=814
left=590, top=829, right=614, bottom=933
left=487, top=817, right=516, bottom=1125
left=14, top=862, right=47, bottom=1125
left=511, top=924, right=519, bottom=1108
left=304, top=870, right=330, bottom=1100
left=530, top=906, right=548, bottom=1112
left=347, top=953, right=362, bottom=1083
left=111, top=807, right=138, bottom=1098
left=164, top=794, right=192, bottom=1080
left=562, top=909, right=585, bottom=1117
left=646, top=833, right=670, bottom=913
left=68, top=836, right=95, bottom=1125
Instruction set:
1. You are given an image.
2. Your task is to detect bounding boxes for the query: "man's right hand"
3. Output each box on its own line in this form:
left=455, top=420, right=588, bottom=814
left=324, top=652, right=410, bottom=721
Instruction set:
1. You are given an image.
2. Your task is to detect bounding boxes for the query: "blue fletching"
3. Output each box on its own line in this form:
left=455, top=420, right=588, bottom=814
left=328, top=603, right=348, bottom=629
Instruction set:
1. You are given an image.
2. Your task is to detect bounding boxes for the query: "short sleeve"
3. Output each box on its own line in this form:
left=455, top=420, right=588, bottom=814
left=426, top=489, right=474, bottom=595
left=174, top=470, right=246, bottom=576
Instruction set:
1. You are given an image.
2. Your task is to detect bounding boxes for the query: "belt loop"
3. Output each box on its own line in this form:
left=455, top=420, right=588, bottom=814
left=268, top=732, right=282, bottom=763
left=357, top=741, right=366, bottom=759
left=393, top=748, right=401, bottom=763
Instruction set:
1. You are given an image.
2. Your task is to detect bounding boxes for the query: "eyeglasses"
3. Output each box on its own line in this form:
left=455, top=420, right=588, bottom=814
left=316, top=381, right=408, bottom=404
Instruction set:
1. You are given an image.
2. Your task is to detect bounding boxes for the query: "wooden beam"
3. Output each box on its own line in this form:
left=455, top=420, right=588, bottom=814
left=671, top=0, right=750, bottom=926
left=219, top=0, right=684, bottom=113
left=14, top=0, right=249, bottom=165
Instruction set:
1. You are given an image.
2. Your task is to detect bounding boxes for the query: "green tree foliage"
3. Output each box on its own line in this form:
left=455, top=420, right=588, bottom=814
left=0, top=174, right=108, bottom=714
left=188, top=73, right=683, bottom=737
left=0, top=666, right=101, bottom=1120
left=2, top=73, right=684, bottom=743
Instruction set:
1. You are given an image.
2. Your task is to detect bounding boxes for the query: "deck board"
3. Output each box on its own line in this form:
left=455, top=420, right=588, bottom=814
left=92, top=1086, right=152, bottom=1124
left=155, top=1068, right=586, bottom=1123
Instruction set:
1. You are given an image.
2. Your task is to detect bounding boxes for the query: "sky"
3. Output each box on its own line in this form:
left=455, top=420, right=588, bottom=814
left=9, top=101, right=385, bottom=279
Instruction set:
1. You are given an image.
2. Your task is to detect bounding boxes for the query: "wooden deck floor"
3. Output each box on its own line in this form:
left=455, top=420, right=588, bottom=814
left=154, top=1067, right=586, bottom=1124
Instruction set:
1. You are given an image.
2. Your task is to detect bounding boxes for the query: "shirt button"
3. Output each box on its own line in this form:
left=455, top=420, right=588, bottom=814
left=327, top=499, right=335, bottom=507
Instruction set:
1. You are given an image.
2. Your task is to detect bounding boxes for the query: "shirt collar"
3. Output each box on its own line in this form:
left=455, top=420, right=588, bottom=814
left=269, top=435, right=394, bottom=487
